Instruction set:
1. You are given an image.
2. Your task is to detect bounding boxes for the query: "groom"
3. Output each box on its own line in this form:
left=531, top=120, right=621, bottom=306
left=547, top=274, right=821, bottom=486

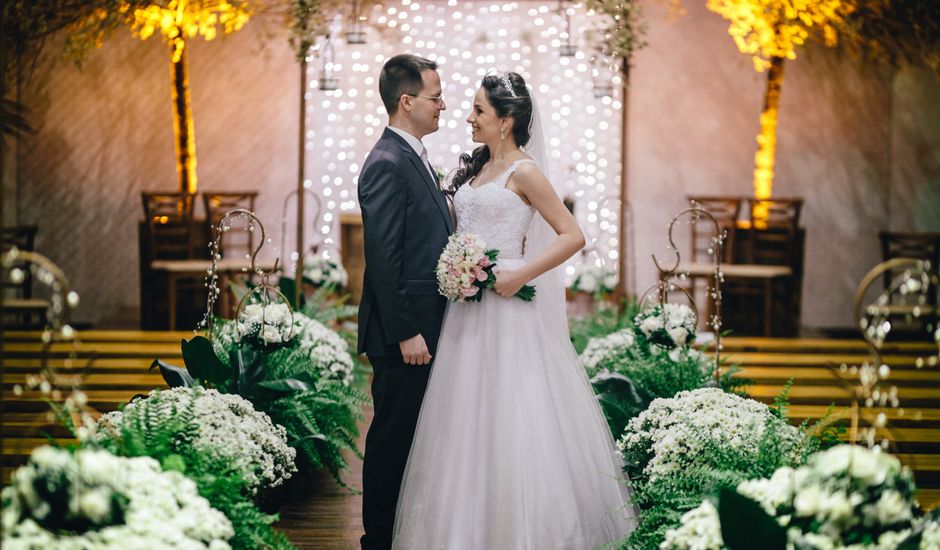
left=357, top=54, right=453, bottom=550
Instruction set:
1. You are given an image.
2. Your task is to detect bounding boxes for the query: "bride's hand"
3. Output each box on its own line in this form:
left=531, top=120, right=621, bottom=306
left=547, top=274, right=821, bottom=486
left=494, top=269, right=529, bottom=298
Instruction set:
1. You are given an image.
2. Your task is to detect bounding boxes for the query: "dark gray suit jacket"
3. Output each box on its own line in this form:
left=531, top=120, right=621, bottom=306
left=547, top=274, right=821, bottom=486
left=357, top=128, right=454, bottom=358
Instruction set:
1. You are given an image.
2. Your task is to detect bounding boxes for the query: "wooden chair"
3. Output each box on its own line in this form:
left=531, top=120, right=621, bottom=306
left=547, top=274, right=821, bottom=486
left=687, top=196, right=741, bottom=263
left=879, top=231, right=940, bottom=287
left=141, top=192, right=197, bottom=260
left=202, top=192, right=259, bottom=259
left=745, top=198, right=803, bottom=266
left=141, top=192, right=203, bottom=330
left=721, top=198, right=804, bottom=336
left=1, top=225, right=47, bottom=328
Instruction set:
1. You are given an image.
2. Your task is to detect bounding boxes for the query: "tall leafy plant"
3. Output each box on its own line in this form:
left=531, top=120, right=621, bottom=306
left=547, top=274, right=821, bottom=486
left=153, top=334, right=366, bottom=487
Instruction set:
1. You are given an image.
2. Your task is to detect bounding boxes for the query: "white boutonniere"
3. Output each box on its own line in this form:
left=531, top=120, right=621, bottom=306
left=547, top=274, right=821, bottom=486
left=433, top=165, right=447, bottom=190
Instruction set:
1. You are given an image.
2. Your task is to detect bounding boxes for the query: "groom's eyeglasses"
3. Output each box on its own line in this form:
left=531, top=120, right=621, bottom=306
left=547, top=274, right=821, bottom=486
left=404, top=93, right=446, bottom=107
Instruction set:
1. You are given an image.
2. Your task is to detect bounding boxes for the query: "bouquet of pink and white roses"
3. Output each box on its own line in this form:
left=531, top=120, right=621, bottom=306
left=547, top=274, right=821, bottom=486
left=436, top=233, right=536, bottom=303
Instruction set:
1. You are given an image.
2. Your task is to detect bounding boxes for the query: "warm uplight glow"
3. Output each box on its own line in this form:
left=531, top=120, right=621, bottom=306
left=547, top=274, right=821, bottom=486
left=124, top=0, right=252, bottom=194
left=706, top=0, right=853, bottom=220
left=129, top=0, right=251, bottom=63
left=705, top=0, right=850, bottom=71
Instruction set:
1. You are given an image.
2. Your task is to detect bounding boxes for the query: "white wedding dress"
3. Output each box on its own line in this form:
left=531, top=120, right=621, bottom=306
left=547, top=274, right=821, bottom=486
left=392, top=159, right=636, bottom=549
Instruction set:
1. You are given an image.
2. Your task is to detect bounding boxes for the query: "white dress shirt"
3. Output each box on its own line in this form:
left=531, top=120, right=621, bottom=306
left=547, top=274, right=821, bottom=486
left=387, top=126, right=436, bottom=182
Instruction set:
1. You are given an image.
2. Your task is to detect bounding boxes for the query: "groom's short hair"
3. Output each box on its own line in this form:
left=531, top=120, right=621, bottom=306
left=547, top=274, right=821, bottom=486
left=379, top=54, right=438, bottom=115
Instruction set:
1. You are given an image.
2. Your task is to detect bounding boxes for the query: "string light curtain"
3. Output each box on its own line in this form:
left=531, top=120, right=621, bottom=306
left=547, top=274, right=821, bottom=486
left=305, top=0, right=624, bottom=279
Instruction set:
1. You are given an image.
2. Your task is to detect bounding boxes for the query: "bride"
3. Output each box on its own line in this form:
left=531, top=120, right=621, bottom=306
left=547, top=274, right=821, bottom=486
left=392, top=72, right=636, bottom=549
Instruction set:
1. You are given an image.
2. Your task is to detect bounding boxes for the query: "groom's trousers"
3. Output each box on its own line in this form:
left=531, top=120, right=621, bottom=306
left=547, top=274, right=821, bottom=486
left=361, top=355, right=431, bottom=550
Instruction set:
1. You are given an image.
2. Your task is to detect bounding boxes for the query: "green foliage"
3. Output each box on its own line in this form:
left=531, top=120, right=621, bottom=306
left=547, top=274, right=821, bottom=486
left=839, top=0, right=940, bottom=76
left=569, top=301, right=637, bottom=354
left=622, top=390, right=830, bottom=550
left=96, top=390, right=294, bottom=550
left=577, top=302, right=748, bottom=437
left=718, top=488, right=786, bottom=550
left=266, top=380, right=368, bottom=489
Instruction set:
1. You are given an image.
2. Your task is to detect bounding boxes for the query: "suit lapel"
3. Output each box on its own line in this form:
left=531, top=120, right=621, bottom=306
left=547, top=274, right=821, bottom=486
left=383, top=129, right=454, bottom=233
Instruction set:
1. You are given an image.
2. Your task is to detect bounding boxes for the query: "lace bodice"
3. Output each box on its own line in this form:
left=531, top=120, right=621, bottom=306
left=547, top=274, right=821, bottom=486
left=453, top=159, right=536, bottom=259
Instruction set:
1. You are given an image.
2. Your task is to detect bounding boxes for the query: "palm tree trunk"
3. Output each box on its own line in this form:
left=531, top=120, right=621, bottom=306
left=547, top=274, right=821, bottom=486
left=752, top=56, right=785, bottom=224
left=170, top=43, right=197, bottom=194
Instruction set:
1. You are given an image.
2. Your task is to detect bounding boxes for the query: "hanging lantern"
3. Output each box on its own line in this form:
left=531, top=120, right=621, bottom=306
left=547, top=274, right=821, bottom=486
left=558, top=0, right=577, bottom=57
left=318, top=33, right=339, bottom=91
left=591, top=55, right=614, bottom=98
left=345, top=0, right=368, bottom=44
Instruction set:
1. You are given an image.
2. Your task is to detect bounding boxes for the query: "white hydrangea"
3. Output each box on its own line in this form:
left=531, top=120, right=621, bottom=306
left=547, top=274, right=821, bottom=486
left=922, top=519, right=940, bottom=549
left=214, top=310, right=355, bottom=386
left=2, top=447, right=233, bottom=549
left=580, top=328, right=635, bottom=371
left=97, top=387, right=296, bottom=494
left=661, top=446, right=920, bottom=550
left=660, top=499, right=723, bottom=550
left=303, top=255, right=348, bottom=289
left=618, top=388, right=801, bottom=480
left=570, top=262, right=617, bottom=295
left=293, top=314, right=356, bottom=386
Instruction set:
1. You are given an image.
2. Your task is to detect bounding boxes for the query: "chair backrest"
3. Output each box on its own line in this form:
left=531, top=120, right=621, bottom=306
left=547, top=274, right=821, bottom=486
left=746, top=198, right=803, bottom=266
left=1, top=225, right=39, bottom=298
left=202, top=192, right=259, bottom=258
left=141, top=192, right=197, bottom=261
left=879, top=231, right=940, bottom=290
left=687, top=196, right=741, bottom=263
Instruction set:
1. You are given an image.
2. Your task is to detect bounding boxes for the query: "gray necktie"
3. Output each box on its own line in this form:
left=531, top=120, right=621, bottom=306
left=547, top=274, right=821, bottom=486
left=419, top=148, right=437, bottom=186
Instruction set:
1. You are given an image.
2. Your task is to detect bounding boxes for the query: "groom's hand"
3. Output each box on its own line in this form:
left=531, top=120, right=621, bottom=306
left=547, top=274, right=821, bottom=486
left=400, top=334, right=432, bottom=365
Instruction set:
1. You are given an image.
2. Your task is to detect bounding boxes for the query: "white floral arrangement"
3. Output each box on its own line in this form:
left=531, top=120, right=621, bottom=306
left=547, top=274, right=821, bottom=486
left=636, top=303, right=698, bottom=349
left=923, top=519, right=940, bottom=548
left=234, top=302, right=295, bottom=346
left=293, top=314, right=356, bottom=385
left=303, top=255, right=348, bottom=290
left=97, top=387, right=296, bottom=494
left=1, top=447, right=233, bottom=549
left=580, top=328, right=635, bottom=372
left=214, top=306, right=355, bottom=386
left=618, top=388, right=802, bottom=481
left=660, top=499, right=723, bottom=550
left=570, top=262, right=618, bottom=295
left=660, top=445, right=924, bottom=549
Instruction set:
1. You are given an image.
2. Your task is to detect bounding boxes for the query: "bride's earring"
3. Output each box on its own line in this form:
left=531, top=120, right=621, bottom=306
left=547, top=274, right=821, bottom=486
left=499, top=127, right=505, bottom=141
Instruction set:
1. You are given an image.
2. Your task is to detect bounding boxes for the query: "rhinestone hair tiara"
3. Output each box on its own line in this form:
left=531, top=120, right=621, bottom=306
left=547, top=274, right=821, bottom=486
left=499, top=72, right=517, bottom=98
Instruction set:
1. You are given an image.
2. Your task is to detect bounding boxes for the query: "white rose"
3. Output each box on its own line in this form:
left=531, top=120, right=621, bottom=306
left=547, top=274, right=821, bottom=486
left=794, top=485, right=824, bottom=518
left=603, top=274, right=618, bottom=289
left=79, top=489, right=112, bottom=523
left=818, top=490, right=853, bottom=523
left=260, top=325, right=282, bottom=344
left=639, top=316, right=663, bottom=336
left=579, top=274, right=597, bottom=293
left=667, top=327, right=689, bottom=346
left=874, top=490, right=911, bottom=524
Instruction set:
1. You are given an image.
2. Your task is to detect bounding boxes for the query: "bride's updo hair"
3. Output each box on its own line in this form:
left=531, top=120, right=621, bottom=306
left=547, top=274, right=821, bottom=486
left=450, top=72, right=532, bottom=192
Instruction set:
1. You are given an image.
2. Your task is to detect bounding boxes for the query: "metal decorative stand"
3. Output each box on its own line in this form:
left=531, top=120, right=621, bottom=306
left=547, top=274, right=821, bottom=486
left=637, top=205, right=727, bottom=376
left=1, top=249, right=96, bottom=439
left=200, top=209, right=294, bottom=342
left=279, top=188, right=323, bottom=274
left=844, top=258, right=940, bottom=448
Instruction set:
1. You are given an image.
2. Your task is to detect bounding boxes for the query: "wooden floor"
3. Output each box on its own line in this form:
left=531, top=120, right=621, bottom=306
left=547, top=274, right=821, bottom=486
left=2, top=331, right=939, bottom=548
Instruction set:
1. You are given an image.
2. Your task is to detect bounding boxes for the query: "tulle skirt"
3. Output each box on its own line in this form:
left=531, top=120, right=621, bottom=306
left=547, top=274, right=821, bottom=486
left=392, top=260, right=636, bottom=549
